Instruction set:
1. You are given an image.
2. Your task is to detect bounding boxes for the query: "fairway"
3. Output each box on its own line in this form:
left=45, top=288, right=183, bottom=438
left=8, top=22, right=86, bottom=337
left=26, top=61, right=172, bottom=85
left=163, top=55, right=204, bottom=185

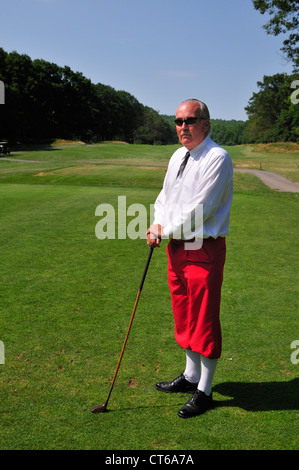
left=0, top=143, right=298, bottom=450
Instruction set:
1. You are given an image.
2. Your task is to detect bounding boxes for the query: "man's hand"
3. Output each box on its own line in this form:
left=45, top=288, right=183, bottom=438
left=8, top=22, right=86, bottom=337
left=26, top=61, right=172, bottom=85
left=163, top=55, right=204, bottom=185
left=146, top=224, right=165, bottom=248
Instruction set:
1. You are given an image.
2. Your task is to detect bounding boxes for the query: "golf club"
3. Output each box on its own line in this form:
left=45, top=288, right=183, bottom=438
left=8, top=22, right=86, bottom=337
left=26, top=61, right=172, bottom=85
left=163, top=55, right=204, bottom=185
left=91, top=247, right=154, bottom=413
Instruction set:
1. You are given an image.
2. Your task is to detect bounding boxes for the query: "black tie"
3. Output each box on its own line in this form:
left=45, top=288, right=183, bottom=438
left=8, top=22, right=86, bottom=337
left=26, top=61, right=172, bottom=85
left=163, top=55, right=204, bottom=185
left=177, top=151, right=190, bottom=178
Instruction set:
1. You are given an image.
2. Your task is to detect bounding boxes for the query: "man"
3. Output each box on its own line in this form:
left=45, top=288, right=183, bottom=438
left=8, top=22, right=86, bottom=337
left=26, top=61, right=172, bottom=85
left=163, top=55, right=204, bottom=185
left=146, top=99, right=233, bottom=418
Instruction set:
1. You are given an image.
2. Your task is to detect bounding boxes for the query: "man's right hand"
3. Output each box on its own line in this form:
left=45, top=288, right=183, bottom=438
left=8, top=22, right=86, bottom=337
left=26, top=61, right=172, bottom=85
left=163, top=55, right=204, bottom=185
left=146, top=224, right=164, bottom=248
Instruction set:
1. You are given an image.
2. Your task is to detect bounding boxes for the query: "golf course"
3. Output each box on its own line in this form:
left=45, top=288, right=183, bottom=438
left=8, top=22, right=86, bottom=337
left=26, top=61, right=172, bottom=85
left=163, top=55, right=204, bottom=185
left=0, top=141, right=298, bottom=450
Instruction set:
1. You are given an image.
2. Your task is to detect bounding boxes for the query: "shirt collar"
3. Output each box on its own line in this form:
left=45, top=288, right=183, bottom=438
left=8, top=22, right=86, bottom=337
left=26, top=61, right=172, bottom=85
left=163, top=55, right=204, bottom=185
left=186, top=135, right=210, bottom=159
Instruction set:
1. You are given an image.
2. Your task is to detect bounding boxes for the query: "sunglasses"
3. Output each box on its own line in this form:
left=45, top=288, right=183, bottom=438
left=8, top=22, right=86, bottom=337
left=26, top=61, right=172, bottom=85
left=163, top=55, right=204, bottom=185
left=174, top=116, right=206, bottom=126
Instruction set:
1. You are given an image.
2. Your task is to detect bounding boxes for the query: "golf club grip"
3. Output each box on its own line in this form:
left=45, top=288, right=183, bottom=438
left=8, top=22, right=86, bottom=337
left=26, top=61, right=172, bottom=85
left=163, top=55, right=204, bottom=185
left=139, top=247, right=153, bottom=292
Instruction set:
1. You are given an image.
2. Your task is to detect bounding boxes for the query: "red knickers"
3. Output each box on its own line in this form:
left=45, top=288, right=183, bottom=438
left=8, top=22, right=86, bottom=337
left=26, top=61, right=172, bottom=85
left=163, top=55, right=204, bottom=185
left=167, top=237, right=226, bottom=359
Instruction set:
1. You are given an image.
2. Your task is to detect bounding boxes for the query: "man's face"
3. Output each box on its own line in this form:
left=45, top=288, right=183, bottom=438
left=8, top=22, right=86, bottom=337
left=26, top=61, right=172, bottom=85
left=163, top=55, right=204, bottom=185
left=175, top=101, right=209, bottom=150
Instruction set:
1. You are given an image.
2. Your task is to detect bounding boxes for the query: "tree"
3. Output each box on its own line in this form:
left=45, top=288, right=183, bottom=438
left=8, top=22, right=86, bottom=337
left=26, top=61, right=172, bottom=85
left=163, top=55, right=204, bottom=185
left=113, top=90, right=143, bottom=143
left=0, top=47, right=181, bottom=145
left=134, top=107, right=177, bottom=145
left=253, top=0, right=299, bottom=68
left=274, top=95, right=299, bottom=141
left=245, top=72, right=299, bottom=142
left=210, top=119, right=249, bottom=145
left=93, top=83, right=123, bottom=141
left=56, top=66, right=97, bottom=141
left=0, top=50, right=34, bottom=142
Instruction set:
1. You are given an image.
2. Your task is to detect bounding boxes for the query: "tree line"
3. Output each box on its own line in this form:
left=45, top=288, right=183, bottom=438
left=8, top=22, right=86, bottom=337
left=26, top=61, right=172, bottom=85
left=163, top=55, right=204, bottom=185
left=0, top=47, right=298, bottom=146
left=0, top=48, right=177, bottom=145
left=209, top=72, right=298, bottom=145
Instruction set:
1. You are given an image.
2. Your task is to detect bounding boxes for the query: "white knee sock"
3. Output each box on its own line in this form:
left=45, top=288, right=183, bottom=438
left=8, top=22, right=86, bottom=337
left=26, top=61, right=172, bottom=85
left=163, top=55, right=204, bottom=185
left=197, top=355, right=218, bottom=396
left=184, top=350, right=218, bottom=395
left=183, top=349, right=201, bottom=383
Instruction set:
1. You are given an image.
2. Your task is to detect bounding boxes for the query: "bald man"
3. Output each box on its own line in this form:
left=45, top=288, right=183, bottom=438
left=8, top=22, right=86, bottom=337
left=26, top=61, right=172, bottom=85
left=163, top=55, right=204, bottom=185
left=147, top=99, right=233, bottom=418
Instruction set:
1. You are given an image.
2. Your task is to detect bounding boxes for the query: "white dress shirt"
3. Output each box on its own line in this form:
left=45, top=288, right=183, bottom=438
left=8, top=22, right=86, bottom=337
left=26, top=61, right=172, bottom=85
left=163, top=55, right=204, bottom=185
left=153, top=135, right=233, bottom=240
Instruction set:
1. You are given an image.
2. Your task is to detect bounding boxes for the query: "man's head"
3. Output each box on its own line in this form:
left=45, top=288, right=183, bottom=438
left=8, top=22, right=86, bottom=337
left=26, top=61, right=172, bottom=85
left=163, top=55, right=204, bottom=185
left=175, top=99, right=210, bottom=150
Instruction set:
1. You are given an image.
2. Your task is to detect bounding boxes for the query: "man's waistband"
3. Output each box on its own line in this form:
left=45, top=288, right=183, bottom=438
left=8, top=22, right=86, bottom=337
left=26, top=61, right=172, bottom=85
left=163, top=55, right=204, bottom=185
left=170, top=237, right=224, bottom=246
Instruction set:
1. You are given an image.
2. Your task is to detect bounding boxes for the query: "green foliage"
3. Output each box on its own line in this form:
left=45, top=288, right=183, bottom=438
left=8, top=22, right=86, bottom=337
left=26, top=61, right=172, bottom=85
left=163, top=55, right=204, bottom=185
left=210, top=119, right=249, bottom=145
left=0, top=47, right=298, bottom=147
left=245, top=72, right=299, bottom=143
left=253, top=0, right=299, bottom=68
left=0, top=48, right=177, bottom=145
left=135, top=107, right=177, bottom=145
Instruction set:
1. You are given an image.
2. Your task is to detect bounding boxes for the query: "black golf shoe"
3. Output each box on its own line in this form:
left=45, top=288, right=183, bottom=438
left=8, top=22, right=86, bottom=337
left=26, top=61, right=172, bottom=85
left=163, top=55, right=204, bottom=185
left=155, top=374, right=198, bottom=393
left=177, top=390, right=214, bottom=418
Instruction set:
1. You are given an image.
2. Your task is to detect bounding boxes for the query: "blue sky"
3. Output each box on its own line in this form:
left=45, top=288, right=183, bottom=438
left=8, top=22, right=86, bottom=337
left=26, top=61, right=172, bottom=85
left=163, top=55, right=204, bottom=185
left=0, top=0, right=294, bottom=120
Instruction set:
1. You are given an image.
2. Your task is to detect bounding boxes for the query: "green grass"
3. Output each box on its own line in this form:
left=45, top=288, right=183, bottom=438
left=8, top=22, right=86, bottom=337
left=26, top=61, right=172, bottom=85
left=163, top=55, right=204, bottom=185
left=227, top=143, right=299, bottom=182
left=0, top=143, right=298, bottom=450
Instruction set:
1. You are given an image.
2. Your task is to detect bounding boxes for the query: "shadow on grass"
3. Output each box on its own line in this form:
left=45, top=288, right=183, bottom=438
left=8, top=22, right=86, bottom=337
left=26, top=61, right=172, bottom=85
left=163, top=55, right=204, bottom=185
left=91, top=379, right=299, bottom=414
left=213, top=378, right=299, bottom=411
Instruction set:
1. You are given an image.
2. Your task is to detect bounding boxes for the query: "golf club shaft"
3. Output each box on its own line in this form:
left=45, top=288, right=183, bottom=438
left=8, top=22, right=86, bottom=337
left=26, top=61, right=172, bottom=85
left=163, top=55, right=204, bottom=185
left=101, top=247, right=154, bottom=410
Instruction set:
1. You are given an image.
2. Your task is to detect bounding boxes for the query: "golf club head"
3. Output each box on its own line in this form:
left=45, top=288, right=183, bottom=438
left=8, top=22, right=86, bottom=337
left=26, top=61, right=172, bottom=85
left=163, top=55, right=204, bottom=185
left=91, top=404, right=108, bottom=413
